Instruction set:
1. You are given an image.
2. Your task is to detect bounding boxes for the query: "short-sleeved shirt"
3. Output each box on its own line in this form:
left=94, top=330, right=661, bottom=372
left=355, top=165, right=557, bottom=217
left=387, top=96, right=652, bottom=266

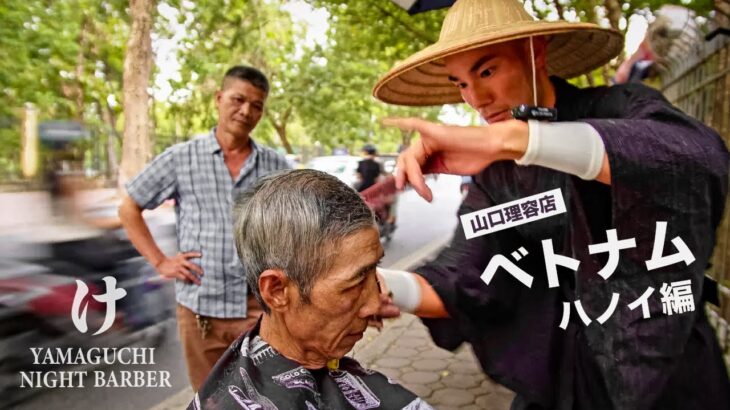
left=125, top=129, right=290, bottom=318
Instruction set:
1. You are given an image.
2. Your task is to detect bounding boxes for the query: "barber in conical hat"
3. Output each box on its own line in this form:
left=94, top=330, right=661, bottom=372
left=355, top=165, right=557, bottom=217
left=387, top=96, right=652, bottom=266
left=373, top=0, right=730, bottom=409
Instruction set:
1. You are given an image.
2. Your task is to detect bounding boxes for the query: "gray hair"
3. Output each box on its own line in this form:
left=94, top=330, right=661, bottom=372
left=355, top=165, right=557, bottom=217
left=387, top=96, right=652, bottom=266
left=233, top=169, right=375, bottom=313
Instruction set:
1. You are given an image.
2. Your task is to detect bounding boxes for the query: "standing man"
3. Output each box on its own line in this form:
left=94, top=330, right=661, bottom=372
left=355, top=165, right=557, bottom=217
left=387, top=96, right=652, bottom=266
left=372, top=0, right=730, bottom=409
left=356, top=144, right=383, bottom=192
left=118, top=66, right=290, bottom=390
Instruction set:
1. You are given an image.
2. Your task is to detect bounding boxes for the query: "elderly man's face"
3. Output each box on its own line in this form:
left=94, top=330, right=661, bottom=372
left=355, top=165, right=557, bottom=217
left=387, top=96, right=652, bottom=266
left=444, top=40, right=536, bottom=124
left=283, top=227, right=383, bottom=361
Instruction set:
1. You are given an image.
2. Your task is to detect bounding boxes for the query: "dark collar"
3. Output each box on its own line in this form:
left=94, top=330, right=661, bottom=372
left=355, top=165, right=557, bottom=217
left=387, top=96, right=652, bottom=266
left=550, top=76, right=604, bottom=122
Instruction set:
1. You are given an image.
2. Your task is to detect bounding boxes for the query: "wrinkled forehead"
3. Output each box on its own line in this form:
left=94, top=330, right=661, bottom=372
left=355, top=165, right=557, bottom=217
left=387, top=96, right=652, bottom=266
left=317, top=228, right=383, bottom=283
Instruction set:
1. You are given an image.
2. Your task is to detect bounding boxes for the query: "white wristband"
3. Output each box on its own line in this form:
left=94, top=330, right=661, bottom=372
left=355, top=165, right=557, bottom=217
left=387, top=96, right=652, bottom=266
left=378, top=268, right=422, bottom=313
left=515, top=120, right=605, bottom=180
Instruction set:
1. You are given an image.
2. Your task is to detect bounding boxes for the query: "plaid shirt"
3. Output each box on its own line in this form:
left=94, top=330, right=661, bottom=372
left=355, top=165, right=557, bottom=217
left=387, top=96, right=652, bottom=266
left=126, top=129, right=290, bottom=318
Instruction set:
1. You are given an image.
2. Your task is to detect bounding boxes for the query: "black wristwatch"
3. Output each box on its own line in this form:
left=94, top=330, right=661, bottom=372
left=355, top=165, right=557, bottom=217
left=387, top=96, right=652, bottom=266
left=511, top=104, right=558, bottom=121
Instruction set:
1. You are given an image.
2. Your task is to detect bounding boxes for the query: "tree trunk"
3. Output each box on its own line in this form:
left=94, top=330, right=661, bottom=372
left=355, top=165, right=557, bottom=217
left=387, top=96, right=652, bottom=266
left=106, top=127, right=119, bottom=180
left=716, top=0, right=730, bottom=25
left=604, top=0, right=622, bottom=32
left=271, top=119, right=293, bottom=154
left=119, top=0, right=154, bottom=189
left=96, top=99, right=119, bottom=179
left=552, top=0, right=565, bottom=20
left=601, top=65, right=612, bottom=86
left=266, top=106, right=294, bottom=154
left=74, top=15, right=90, bottom=121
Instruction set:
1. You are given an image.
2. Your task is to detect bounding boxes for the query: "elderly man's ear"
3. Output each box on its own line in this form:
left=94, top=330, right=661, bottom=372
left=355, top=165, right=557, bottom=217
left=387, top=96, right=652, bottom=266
left=258, top=269, right=292, bottom=311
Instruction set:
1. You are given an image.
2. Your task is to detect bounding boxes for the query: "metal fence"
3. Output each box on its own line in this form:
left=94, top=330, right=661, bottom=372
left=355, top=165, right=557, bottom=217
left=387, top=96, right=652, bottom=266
left=661, top=31, right=730, bottom=354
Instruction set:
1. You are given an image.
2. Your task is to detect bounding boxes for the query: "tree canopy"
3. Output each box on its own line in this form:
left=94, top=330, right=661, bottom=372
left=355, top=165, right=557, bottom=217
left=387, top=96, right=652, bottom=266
left=0, top=0, right=719, bottom=182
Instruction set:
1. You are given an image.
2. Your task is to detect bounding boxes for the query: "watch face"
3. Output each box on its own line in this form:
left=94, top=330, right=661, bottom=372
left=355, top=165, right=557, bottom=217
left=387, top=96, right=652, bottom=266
left=511, top=105, right=558, bottom=121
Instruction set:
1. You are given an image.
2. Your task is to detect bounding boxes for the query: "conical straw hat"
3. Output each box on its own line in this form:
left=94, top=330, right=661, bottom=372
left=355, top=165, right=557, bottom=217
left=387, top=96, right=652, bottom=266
left=373, top=0, right=623, bottom=106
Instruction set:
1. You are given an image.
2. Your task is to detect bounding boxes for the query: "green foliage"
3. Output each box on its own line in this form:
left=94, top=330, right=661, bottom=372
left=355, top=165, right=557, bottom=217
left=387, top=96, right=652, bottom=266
left=0, top=0, right=129, bottom=179
left=167, top=0, right=299, bottom=139
left=165, top=0, right=446, bottom=154
left=1, top=0, right=722, bottom=180
left=299, top=0, right=445, bottom=151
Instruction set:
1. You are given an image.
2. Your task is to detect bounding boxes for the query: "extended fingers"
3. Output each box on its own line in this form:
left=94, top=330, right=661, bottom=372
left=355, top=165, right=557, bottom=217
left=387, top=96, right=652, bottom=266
left=378, top=293, right=401, bottom=319
left=405, top=142, right=433, bottom=201
left=158, top=254, right=202, bottom=285
left=396, top=151, right=433, bottom=202
left=177, top=266, right=201, bottom=285
left=382, top=117, right=439, bottom=138
left=381, top=117, right=422, bottom=132
left=183, top=259, right=204, bottom=276
left=379, top=303, right=401, bottom=319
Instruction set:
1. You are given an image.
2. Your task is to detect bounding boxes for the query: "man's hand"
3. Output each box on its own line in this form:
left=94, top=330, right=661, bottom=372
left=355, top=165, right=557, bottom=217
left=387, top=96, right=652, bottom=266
left=368, top=293, right=401, bottom=331
left=368, top=272, right=401, bottom=330
left=383, top=117, right=528, bottom=201
left=377, top=292, right=401, bottom=319
left=155, top=251, right=204, bottom=285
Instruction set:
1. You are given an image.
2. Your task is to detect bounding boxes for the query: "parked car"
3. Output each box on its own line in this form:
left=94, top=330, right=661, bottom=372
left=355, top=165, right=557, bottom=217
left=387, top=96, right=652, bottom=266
left=306, top=155, right=362, bottom=188
left=377, top=154, right=398, bottom=175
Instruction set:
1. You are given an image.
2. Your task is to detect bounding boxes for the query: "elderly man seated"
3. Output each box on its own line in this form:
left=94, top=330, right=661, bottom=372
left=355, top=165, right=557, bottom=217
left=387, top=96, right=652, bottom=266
left=189, top=169, right=431, bottom=410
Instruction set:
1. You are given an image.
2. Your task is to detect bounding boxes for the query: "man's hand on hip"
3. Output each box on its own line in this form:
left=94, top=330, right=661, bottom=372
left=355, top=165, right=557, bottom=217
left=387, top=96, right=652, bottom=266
left=155, top=251, right=204, bottom=285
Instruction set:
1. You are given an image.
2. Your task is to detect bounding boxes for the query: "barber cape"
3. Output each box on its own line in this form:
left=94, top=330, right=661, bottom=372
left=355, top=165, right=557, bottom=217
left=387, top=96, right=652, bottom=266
left=188, top=320, right=432, bottom=410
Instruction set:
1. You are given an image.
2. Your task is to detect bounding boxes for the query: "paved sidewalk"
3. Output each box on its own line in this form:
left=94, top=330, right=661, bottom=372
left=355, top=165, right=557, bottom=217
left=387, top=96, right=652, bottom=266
left=351, top=314, right=514, bottom=409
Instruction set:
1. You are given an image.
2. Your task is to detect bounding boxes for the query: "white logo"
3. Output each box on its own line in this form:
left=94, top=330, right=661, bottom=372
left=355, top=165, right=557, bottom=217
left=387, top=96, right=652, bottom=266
left=71, top=276, right=127, bottom=335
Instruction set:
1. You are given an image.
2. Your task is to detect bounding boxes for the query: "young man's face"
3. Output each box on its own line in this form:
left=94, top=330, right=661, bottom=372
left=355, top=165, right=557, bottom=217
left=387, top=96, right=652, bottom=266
left=282, top=227, right=383, bottom=363
left=444, top=39, right=537, bottom=124
left=215, top=78, right=266, bottom=139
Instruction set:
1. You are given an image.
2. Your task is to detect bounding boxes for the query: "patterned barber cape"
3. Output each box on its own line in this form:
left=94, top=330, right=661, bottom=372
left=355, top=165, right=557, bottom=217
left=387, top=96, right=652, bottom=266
left=189, top=320, right=433, bottom=410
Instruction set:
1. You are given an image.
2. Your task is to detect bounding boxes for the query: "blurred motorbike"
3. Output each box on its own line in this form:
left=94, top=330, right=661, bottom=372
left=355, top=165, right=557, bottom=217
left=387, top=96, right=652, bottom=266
left=0, top=230, right=173, bottom=406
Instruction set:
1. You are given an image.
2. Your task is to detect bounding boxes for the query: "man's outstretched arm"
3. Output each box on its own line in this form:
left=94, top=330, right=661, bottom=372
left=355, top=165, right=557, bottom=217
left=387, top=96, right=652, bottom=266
left=383, top=118, right=610, bottom=202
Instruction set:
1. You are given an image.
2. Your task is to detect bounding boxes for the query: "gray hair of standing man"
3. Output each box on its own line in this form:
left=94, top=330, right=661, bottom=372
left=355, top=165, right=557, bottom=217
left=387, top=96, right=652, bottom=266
left=233, top=169, right=375, bottom=314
